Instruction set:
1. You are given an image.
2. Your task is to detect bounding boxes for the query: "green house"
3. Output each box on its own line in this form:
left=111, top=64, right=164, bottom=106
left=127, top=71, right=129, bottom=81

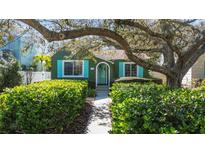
left=51, top=50, right=144, bottom=88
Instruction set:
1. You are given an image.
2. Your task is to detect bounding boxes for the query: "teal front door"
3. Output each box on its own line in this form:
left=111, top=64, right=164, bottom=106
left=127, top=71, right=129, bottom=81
left=97, top=64, right=108, bottom=85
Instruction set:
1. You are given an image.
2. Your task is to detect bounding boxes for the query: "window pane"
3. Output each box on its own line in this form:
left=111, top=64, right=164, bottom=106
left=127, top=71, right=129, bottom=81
left=64, top=62, right=73, bottom=75
left=125, top=64, right=130, bottom=77
left=131, top=64, right=137, bottom=76
left=74, top=61, right=83, bottom=75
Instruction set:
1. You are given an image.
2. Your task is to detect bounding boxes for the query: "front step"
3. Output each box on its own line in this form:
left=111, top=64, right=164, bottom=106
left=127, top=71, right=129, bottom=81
left=95, top=86, right=109, bottom=97
left=96, top=86, right=109, bottom=91
left=96, top=85, right=109, bottom=89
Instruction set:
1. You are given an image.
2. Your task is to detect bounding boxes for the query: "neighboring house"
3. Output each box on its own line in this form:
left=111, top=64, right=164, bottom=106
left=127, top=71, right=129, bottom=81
left=0, top=32, right=52, bottom=84
left=51, top=50, right=144, bottom=88
left=182, top=52, right=205, bottom=87
left=150, top=52, right=205, bottom=87
left=0, top=31, right=46, bottom=68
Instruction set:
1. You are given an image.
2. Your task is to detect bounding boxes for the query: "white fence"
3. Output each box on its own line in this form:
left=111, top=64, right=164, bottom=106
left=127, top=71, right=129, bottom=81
left=19, top=71, right=51, bottom=84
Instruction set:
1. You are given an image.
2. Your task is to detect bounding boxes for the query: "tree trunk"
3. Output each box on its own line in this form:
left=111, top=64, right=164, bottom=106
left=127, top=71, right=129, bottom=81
left=166, top=76, right=182, bottom=88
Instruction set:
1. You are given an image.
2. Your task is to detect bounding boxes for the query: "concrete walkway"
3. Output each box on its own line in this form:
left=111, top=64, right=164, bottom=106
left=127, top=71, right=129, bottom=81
left=86, top=86, right=112, bottom=134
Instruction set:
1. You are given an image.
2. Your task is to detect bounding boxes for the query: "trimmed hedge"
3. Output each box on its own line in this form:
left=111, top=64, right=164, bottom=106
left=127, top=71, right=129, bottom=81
left=0, top=80, right=88, bottom=133
left=110, top=82, right=205, bottom=134
left=114, top=77, right=162, bottom=84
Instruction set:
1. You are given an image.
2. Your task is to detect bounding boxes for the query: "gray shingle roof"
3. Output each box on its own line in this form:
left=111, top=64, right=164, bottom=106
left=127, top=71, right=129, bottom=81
left=93, top=50, right=128, bottom=60
left=93, top=49, right=150, bottom=61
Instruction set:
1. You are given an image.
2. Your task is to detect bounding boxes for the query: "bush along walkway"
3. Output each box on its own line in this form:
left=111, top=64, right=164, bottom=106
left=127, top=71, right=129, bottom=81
left=110, top=82, right=205, bottom=134
left=0, top=80, right=88, bottom=134
left=86, top=86, right=112, bottom=134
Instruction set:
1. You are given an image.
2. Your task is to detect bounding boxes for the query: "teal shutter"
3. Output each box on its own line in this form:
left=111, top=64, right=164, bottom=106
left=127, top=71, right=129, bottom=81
left=137, top=65, right=144, bottom=78
left=119, top=62, right=124, bottom=77
left=57, top=60, right=63, bottom=78
left=83, top=60, right=89, bottom=78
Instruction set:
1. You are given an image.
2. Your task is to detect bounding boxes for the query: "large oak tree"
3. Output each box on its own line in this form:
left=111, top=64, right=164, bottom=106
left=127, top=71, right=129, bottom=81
left=19, top=19, right=205, bottom=87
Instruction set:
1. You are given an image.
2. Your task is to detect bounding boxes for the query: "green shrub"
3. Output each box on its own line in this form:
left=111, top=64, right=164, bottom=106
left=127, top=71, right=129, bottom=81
left=114, top=77, right=162, bottom=84
left=0, top=57, right=22, bottom=92
left=110, top=82, right=205, bottom=134
left=87, top=88, right=95, bottom=97
left=0, top=80, right=88, bottom=133
left=110, top=82, right=169, bottom=104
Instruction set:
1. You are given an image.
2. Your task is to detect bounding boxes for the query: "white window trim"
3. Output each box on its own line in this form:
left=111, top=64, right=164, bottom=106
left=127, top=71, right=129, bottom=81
left=62, top=60, right=84, bottom=78
left=123, top=62, right=137, bottom=77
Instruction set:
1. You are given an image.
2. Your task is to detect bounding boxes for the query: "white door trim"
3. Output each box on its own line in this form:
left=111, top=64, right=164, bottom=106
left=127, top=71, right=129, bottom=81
left=96, top=62, right=110, bottom=88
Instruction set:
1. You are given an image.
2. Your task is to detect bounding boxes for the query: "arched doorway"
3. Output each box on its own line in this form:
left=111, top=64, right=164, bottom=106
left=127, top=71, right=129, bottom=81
left=96, top=62, right=110, bottom=87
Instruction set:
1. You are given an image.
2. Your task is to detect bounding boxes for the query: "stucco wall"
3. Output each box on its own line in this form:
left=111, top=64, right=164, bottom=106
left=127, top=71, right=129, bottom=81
left=182, top=68, right=192, bottom=87
left=191, top=53, right=205, bottom=80
left=150, top=70, right=193, bottom=87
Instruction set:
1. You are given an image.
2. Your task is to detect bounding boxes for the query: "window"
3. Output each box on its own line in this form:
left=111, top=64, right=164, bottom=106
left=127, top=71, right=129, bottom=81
left=125, top=63, right=137, bottom=77
left=63, top=60, right=83, bottom=77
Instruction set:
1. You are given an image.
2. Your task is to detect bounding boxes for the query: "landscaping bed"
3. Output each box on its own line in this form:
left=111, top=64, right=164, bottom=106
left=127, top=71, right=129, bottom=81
left=0, top=80, right=88, bottom=133
left=63, top=98, right=94, bottom=134
left=110, top=82, right=205, bottom=134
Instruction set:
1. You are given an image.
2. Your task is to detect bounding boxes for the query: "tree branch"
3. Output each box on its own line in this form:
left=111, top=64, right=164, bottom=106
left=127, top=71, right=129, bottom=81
left=181, top=44, right=205, bottom=76
left=19, top=19, right=130, bottom=50
left=100, top=37, right=122, bottom=49
left=19, top=19, right=57, bottom=41
left=19, top=19, right=174, bottom=77
left=125, top=50, right=175, bottom=77
left=182, top=32, right=205, bottom=62
left=171, top=19, right=200, bottom=32
left=115, top=19, right=182, bottom=57
left=131, top=48, right=163, bottom=53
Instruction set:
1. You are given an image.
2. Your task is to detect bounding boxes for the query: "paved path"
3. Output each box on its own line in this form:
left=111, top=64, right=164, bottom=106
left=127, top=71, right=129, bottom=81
left=86, top=86, right=112, bottom=134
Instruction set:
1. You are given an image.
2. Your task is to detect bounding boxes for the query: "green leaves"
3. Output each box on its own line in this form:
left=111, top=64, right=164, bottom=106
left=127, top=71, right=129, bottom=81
left=110, top=82, right=205, bottom=134
left=0, top=52, right=22, bottom=92
left=0, top=80, right=88, bottom=133
left=33, top=54, right=51, bottom=71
